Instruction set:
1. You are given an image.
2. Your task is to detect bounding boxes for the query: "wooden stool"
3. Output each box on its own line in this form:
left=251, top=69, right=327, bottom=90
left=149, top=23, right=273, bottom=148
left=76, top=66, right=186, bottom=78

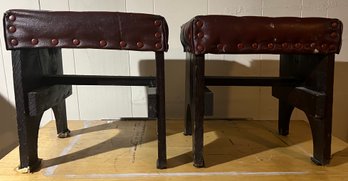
left=181, top=15, right=343, bottom=167
left=3, top=9, right=168, bottom=172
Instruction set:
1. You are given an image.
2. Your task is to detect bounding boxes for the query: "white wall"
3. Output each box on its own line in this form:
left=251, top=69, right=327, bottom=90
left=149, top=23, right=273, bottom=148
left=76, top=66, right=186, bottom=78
left=1, top=0, right=348, bottom=142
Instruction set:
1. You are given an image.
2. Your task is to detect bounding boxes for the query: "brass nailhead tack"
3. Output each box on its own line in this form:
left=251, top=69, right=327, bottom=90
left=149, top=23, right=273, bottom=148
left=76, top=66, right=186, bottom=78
left=137, top=41, right=144, bottom=48
left=154, top=20, right=161, bottom=27
left=310, top=43, right=316, bottom=48
left=51, top=39, right=59, bottom=45
left=282, top=43, right=288, bottom=49
left=120, top=41, right=127, bottom=47
left=197, top=45, right=204, bottom=52
left=8, top=26, right=16, bottom=33
left=295, top=43, right=303, bottom=49
left=196, top=20, right=203, bottom=27
left=267, top=43, right=274, bottom=49
left=73, top=39, right=80, bottom=45
left=10, top=38, right=18, bottom=46
left=197, top=32, right=204, bottom=38
left=237, top=43, right=244, bottom=49
left=99, top=40, right=107, bottom=47
left=155, top=32, right=162, bottom=38
left=252, top=43, right=258, bottom=49
left=9, top=15, right=16, bottom=21
left=155, top=43, right=162, bottom=49
left=331, top=22, right=338, bottom=28
left=31, top=38, right=38, bottom=45
left=330, top=32, right=338, bottom=38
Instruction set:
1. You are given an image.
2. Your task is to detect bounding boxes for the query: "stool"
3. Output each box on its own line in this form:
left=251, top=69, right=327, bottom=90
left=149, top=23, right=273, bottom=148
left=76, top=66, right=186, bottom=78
left=3, top=9, right=168, bottom=172
left=181, top=15, right=343, bottom=167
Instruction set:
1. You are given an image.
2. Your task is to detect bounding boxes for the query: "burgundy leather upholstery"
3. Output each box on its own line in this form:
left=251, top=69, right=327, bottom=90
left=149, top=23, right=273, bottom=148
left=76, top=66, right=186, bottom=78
left=3, top=9, right=168, bottom=52
left=181, top=15, right=342, bottom=55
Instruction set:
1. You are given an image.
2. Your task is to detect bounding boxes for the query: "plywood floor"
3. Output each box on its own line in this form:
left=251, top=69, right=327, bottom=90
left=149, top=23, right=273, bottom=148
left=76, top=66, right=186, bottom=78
left=1, top=119, right=348, bottom=181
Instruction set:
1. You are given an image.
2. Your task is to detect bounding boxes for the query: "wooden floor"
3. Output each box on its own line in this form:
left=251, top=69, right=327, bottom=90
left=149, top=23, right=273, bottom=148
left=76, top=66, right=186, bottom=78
left=1, top=119, right=348, bottom=180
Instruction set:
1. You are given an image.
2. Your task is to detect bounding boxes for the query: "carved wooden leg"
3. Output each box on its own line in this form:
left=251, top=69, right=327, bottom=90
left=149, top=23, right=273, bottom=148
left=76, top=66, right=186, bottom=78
left=278, top=100, right=294, bottom=136
left=306, top=113, right=332, bottom=165
left=192, top=54, right=205, bottom=167
left=52, top=100, right=70, bottom=138
left=184, top=53, right=193, bottom=135
left=155, top=52, right=167, bottom=169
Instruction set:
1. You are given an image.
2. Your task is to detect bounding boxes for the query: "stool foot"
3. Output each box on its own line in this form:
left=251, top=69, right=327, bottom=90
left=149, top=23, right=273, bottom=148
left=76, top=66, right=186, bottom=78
left=16, top=113, right=43, bottom=173
left=16, top=158, right=42, bottom=173
left=307, top=113, right=332, bottom=165
left=156, top=159, right=167, bottom=169
left=57, top=129, right=71, bottom=138
left=311, top=157, right=329, bottom=166
left=193, top=159, right=205, bottom=168
left=52, top=100, right=70, bottom=137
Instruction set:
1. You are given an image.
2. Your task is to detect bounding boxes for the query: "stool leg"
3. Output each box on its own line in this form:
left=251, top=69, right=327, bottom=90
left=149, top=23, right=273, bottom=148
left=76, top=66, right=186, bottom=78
left=155, top=52, right=167, bottom=169
left=275, top=54, right=334, bottom=165
left=16, top=113, right=43, bottom=172
left=184, top=53, right=193, bottom=135
left=307, top=113, right=332, bottom=165
left=192, top=54, right=205, bottom=167
left=278, top=100, right=294, bottom=136
left=52, top=100, right=70, bottom=138
left=12, top=49, right=43, bottom=172
left=306, top=54, right=334, bottom=165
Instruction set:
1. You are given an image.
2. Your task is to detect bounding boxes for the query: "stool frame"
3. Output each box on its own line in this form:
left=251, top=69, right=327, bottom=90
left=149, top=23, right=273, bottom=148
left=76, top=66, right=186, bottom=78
left=181, top=15, right=342, bottom=167
left=3, top=9, right=168, bottom=172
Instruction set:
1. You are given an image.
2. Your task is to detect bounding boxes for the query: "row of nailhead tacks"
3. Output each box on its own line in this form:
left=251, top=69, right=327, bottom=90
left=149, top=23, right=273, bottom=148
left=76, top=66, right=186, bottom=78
left=7, top=14, right=163, bottom=50
left=192, top=20, right=340, bottom=52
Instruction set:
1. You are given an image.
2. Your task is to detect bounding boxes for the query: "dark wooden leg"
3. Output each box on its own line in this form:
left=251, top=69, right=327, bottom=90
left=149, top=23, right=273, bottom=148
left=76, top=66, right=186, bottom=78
left=307, top=113, right=332, bottom=165
left=278, top=100, right=294, bottom=136
left=273, top=54, right=334, bottom=165
left=12, top=48, right=72, bottom=172
left=44, top=49, right=70, bottom=138
left=12, top=49, right=44, bottom=172
left=52, top=100, right=70, bottom=138
left=276, top=54, right=298, bottom=136
left=184, top=53, right=193, bottom=135
left=16, top=113, right=43, bottom=172
left=192, top=54, right=205, bottom=167
left=306, top=54, right=334, bottom=165
left=155, top=52, right=167, bottom=169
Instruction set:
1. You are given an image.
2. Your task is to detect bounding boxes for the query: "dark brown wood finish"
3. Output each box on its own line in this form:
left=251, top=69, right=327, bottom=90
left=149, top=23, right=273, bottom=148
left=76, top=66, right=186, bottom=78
left=184, top=53, right=193, bottom=135
left=12, top=48, right=70, bottom=171
left=273, top=54, right=335, bottom=165
left=11, top=48, right=168, bottom=171
left=147, top=87, right=157, bottom=119
left=184, top=52, right=336, bottom=167
left=43, top=75, right=156, bottom=86
left=191, top=54, right=205, bottom=167
left=155, top=52, right=167, bottom=169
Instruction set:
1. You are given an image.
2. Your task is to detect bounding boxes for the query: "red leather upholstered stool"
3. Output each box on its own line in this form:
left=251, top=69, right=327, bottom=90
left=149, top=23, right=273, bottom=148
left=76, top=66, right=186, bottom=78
left=181, top=15, right=343, bottom=167
left=3, top=9, right=168, bottom=172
